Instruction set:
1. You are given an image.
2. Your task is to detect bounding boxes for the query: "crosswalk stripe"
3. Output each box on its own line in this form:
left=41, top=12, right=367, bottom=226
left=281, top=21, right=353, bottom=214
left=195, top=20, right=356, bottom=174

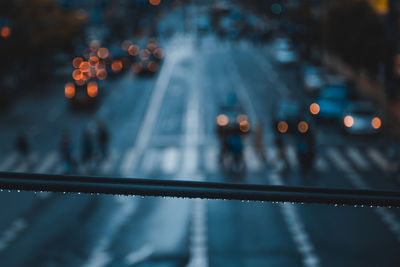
left=34, top=151, right=59, bottom=174
left=161, top=147, right=179, bottom=174
left=100, top=149, right=118, bottom=175
left=368, top=148, right=391, bottom=171
left=141, top=148, right=158, bottom=174
left=286, top=145, right=298, bottom=169
left=244, top=146, right=263, bottom=172
left=315, top=156, right=328, bottom=172
left=326, top=147, right=350, bottom=171
left=204, top=146, right=218, bottom=173
left=183, top=147, right=198, bottom=174
left=346, top=147, right=369, bottom=171
left=14, top=153, right=38, bottom=173
left=0, top=152, right=18, bottom=171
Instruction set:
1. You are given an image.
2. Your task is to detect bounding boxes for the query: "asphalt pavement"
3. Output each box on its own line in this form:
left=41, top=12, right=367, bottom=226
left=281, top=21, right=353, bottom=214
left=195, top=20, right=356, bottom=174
left=0, top=28, right=400, bottom=267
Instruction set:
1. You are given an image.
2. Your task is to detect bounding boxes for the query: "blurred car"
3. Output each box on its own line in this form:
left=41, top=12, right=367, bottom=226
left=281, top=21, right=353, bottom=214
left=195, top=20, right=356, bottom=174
left=300, top=64, right=325, bottom=95
left=342, top=101, right=382, bottom=135
left=309, top=85, right=350, bottom=122
left=273, top=100, right=310, bottom=135
left=273, top=38, right=299, bottom=66
left=65, top=80, right=101, bottom=110
left=133, top=39, right=163, bottom=77
left=216, top=104, right=250, bottom=136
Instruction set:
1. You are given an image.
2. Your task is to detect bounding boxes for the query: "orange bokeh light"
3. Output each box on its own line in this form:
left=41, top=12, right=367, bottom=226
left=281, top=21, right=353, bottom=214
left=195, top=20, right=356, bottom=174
left=72, top=69, right=82, bottom=80
left=239, top=120, right=250, bottom=133
left=87, top=81, right=98, bottom=98
left=121, top=40, right=132, bottom=51
left=371, top=117, right=381, bottom=129
left=1, top=26, right=11, bottom=38
left=310, top=103, right=320, bottom=115
left=65, top=82, right=75, bottom=99
left=139, top=49, right=150, bottom=60
left=97, top=48, right=109, bottom=59
left=79, top=61, right=90, bottom=73
left=216, top=114, right=229, bottom=127
left=277, top=121, right=288, bottom=133
left=297, top=121, right=309, bottom=133
left=111, top=60, right=123, bottom=73
left=75, top=79, right=86, bottom=86
left=72, top=57, right=83, bottom=68
left=128, top=44, right=140, bottom=56
left=344, top=115, right=354, bottom=128
left=147, top=61, right=159, bottom=72
left=149, top=0, right=161, bottom=6
left=89, top=56, right=99, bottom=66
left=96, top=69, right=107, bottom=80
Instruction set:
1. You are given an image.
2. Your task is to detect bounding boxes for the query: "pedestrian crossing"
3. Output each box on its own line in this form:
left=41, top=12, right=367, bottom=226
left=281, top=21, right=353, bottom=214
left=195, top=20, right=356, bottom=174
left=0, top=145, right=396, bottom=177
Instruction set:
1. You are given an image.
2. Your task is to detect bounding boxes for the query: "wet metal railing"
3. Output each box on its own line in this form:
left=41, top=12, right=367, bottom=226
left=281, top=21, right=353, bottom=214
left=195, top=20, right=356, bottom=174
left=0, top=172, right=399, bottom=207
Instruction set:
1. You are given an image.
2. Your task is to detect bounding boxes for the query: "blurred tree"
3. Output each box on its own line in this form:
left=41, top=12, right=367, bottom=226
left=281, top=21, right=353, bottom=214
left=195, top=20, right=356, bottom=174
left=324, top=0, right=386, bottom=74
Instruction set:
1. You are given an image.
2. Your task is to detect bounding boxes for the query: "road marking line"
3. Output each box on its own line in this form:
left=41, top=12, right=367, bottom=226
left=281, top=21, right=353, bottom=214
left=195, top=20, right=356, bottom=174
left=270, top=173, right=321, bottom=267
left=120, top=48, right=181, bottom=177
left=244, top=146, right=262, bottom=172
left=82, top=198, right=138, bottom=267
left=14, top=153, right=38, bottom=173
left=0, top=219, right=27, bottom=251
left=34, top=151, right=59, bottom=174
left=204, top=146, right=217, bottom=173
left=141, top=148, right=158, bottom=174
left=368, top=148, right=391, bottom=172
left=161, top=147, right=180, bottom=174
left=346, top=147, right=369, bottom=171
left=326, top=147, right=349, bottom=171
left=0, top=152, right=18, bottom=171
left=125, top=245, right=153, bottom=266
left=100, top=149, right=118, bottom=175
left=315, top=156, right=328, bottom=172
left=183, top=147, right=198, bottom=174
left=187, top=198, right=208, bottom=267
left=286, top=144, right=298, bottom=169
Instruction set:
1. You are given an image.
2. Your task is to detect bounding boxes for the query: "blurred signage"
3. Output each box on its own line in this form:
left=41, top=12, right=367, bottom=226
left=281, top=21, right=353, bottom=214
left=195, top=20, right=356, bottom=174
left=369, top=0, right=389, bottom=15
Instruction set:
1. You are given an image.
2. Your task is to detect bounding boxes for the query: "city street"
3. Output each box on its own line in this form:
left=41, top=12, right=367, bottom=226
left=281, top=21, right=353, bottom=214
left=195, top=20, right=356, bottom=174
left=1, top=3, right=400, bottom=267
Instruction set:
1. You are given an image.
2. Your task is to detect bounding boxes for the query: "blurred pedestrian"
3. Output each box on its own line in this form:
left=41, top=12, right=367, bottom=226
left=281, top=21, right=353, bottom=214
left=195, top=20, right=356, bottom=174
left=253, top=123, right=266, bottom=163
left=81, top=128, right=94, bottom=167
left=60, top=131, right=75, bottom=173
left=16, top=133, right=29, bottom=158
left=296, top=129, right=316, bottom=177
left=275, top=134, right=289, bottom=172
left=97, top=120, right=110, bottom=159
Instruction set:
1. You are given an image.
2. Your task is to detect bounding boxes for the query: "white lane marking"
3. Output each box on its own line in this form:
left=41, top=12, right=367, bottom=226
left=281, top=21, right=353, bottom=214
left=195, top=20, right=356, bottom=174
left=326, top=147, right=349, bottom=171
left=34, top=151, right=59, bottom=174
left=125, top=245, right=153, bottom=266
left=244, top=146, right=262, bottom=172
left=346, top=147, right=369, bottom=171
left=286, top=145, right=298, bottom=169
left=315, top=156, right=328, bottom=172
left=0, top=219, right=27, bottom=251
left=368, top=148, right=391, bottom=172
left=0, top=152, right=18, bottom=171
left=161, top=147, right=179, bottom=174
left=187, top=198, right=208, bottom=267
left=183, top=147, right=198, bottom=174
left=120, top=46, right=185, bottom=177
left=269, top=172, right=321, bottom=267
left=82, top=198, right=138, bottom=267
left=204, top=146, right=217, bottom=173
left=141, top=148, right=158, bottom=174
left=99, top=149, right=118, bottom=175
